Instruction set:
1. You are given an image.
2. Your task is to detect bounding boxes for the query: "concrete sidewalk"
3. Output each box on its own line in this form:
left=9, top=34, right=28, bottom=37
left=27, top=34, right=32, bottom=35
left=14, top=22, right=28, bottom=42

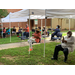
left=0, top=40, right=51, bottom=50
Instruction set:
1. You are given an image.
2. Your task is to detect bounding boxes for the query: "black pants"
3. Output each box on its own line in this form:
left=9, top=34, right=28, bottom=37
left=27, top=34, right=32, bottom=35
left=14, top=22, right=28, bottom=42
left=51, top=33, right=56, bottom=40
left=16, top=32, right=22, bottom=36
left=53, top=44, right=68, bottom=61
left=3, top=33, right=6, bottom=38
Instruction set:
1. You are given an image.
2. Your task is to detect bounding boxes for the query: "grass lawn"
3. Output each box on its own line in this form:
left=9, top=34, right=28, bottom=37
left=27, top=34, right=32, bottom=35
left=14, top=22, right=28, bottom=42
left=61, top=30, right=75, bottom=32
left=0, top=35, right=28, bottom=44
left=0, top=42, right=75, bottom=65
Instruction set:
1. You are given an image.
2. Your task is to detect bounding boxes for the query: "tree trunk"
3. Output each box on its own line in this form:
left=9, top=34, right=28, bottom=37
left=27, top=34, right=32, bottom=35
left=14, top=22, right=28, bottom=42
left=0, top=18, right=3, bottom=38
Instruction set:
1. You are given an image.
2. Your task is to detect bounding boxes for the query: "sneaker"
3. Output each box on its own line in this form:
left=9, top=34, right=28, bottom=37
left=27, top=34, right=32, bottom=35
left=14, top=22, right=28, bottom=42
left=51, top=57, right=57, bottom=60
left=28, top=48, right=33, bottom=51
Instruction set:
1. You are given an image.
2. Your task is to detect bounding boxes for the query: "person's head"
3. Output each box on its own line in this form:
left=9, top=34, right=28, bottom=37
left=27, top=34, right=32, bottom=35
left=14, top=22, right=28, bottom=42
left=3, top=27, right=5, bottom=29
left=43, top=26, right=45, bottom=29
left=67, top=31, right=72, bottom=37
left=13, top=26, right=15, bottom=28
left=56, top=25, right=60, bottom=29
left=36, top=29, right=40, bottom=33
left=26, top=24, right=28, bottom=28
left=19, top=27, right=20, bottom=29
left=38, top=27, right=41, bottom=29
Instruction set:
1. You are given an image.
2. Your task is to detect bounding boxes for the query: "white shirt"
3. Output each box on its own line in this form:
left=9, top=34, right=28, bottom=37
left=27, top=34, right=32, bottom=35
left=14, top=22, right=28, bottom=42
left=61, top=36, right=75, bottom=53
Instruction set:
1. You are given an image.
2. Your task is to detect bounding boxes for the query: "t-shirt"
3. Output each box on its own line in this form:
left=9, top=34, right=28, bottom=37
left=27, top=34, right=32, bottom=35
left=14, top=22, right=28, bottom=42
left=25, top=27, right=29, bottom=32
left=33, top=32, right=41, bottom=43
left=3, top=29, right=6, bottom=33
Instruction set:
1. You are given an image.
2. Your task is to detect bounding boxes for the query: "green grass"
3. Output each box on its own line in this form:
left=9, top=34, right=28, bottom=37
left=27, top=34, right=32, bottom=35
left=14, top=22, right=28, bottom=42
left=0, top=35, right=28, bottom=44
left=61, top=30, right=75, bottom=32
left=0, top=42, right=75, bottom=65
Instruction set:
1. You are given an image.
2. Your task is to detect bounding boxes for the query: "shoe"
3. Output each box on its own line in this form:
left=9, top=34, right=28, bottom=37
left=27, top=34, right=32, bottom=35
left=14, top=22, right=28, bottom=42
left=64, top=59, right=67, bottom=63
left=28, top=48, right=33, bottom=51
left=51, top=57, right=57, bottom=60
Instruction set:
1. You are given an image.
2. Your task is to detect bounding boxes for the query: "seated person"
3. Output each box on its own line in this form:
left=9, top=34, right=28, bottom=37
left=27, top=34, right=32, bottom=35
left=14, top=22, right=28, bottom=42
left=6, top=27, right=10, bottom=35
left=32, top=28, right=41, bottom=43
left=16, top=27, right=22, bottom=37
left=23, top=24, right=29, bottom=38
left=12, top=26, right=16, bottom=34
left=38, top=27, right=41, bottom=31
left=51, top=31, right=75, bottom=62
left=28, top=29, right=41, bottom=51
left=50, top=25, right=60, bottom=41
left=42, top=26, right=48, bottom=36
left=3, top=27, right=6, bottom=38
left=52, top=32, right=62, bottom=40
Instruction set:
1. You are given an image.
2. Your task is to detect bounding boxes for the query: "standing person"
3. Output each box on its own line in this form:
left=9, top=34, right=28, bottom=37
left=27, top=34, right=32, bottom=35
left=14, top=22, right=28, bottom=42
left=51, top=31, right=75, bottom=62
left=3, top=27, right=6, bottom=38
left=50, top=25, right=60, bottom=41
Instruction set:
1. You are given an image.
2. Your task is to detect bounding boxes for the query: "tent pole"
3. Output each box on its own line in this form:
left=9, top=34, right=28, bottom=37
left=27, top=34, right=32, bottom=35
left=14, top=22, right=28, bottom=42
left=29, top=9, right=30, bottom=54
left=44, top=9, right=46, bottom=57
left=41, top=19, right=42, bottom=43
left=69, top=18, right=70, bottom=31
left=9, top=14, right=11, bottom=42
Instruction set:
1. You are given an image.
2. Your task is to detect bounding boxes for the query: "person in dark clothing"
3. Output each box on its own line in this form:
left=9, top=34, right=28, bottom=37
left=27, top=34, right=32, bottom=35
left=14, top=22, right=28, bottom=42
left=51, top=25, right=60, bottom=41
left=12, top=26, right=16, bottom=34
left=3, top=27, right=6, bottom=38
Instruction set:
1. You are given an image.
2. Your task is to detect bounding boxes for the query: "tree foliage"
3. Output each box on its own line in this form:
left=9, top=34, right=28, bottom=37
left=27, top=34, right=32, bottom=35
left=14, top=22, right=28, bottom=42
left=0, top=9, right=8, bottom=18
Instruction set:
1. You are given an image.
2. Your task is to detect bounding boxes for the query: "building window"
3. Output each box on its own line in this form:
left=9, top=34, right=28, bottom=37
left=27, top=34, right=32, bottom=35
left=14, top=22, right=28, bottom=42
left=66, top=19, right=69, bottom=24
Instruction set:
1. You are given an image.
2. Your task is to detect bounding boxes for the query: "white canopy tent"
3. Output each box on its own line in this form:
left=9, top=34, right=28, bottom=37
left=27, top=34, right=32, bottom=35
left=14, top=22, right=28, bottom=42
left=9, top=9, right=45, bottom=55
left=1, top=12, right=28, bottom=22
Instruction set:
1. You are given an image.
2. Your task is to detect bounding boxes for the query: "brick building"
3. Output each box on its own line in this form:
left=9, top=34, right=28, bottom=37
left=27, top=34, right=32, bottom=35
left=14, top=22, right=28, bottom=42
left=1, top=9, right=51, bottom=31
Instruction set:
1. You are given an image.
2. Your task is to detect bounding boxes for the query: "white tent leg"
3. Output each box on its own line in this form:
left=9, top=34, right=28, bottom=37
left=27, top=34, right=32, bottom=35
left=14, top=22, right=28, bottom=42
left=69, top=18, right=70, bottom=31
left=1, top=23, right=3, bottom=38
left=41, top=19, right=42, bottom=43
left=44, top=18, right=46, bottom=57
left=9, top=14, right=11, bottom=42
left=29, top=9, right=30, bottom=54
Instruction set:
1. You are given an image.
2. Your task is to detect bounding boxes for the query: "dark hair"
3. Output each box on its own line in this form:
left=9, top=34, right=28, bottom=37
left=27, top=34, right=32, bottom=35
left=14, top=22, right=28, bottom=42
left=67, top=31, right=72, bottom=35
left=57, top=25, right=60, bottom=28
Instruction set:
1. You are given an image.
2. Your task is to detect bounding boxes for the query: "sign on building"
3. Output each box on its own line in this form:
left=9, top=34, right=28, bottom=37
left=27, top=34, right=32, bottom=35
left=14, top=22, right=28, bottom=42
left=34, top=19, right=38, bottom=25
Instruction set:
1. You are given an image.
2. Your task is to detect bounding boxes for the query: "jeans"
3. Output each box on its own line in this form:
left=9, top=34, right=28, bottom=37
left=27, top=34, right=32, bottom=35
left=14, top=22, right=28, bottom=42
left=53, top=44, right=68, bottom=61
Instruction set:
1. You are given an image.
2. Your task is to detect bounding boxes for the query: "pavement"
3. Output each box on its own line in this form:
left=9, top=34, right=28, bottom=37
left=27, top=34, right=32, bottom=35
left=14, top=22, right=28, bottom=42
left=0, top=32, right=75, bottom=50
left=0, top=39, right=52, bottom=50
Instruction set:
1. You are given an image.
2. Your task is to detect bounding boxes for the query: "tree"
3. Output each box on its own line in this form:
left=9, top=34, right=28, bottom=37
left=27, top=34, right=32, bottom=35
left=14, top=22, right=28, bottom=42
left=0, top=9, right=8, bottom=38
left=0, top=9, right=8, bottom=18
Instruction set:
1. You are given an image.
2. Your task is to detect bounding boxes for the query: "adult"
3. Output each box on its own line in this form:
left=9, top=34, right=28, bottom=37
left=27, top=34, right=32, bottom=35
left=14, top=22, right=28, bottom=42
left=51, top=25, right=60, bottom=41
left=16, top=27, right=22, bottom=37
left=32, top=28, right=41, bottom=43
left=42, top=26, right=48, bottom=36
left=23, top=24, right=29, bottom=39
left=12, top=26, right=16, bottom=34
left=3, top=27, right=6, bottom=38
left=6, top=27, right=10, bottom=35
left=51, top=31, right=75, bottom=62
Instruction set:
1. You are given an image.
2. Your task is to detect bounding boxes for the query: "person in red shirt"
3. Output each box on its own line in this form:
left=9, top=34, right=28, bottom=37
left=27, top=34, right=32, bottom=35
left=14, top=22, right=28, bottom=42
left=23, top=24, right=29, bottom=39
left=32, top=29, right=41, bottom=43
left=3, top=27, right=6, bottom=38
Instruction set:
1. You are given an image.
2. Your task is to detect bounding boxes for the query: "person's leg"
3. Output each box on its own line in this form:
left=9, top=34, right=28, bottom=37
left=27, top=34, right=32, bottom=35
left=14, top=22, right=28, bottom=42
left=51, top=44, right=64, bottom=60
left=51, top=33, right=55, bottom=40
left=63, top=48, right=68, bottom=62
